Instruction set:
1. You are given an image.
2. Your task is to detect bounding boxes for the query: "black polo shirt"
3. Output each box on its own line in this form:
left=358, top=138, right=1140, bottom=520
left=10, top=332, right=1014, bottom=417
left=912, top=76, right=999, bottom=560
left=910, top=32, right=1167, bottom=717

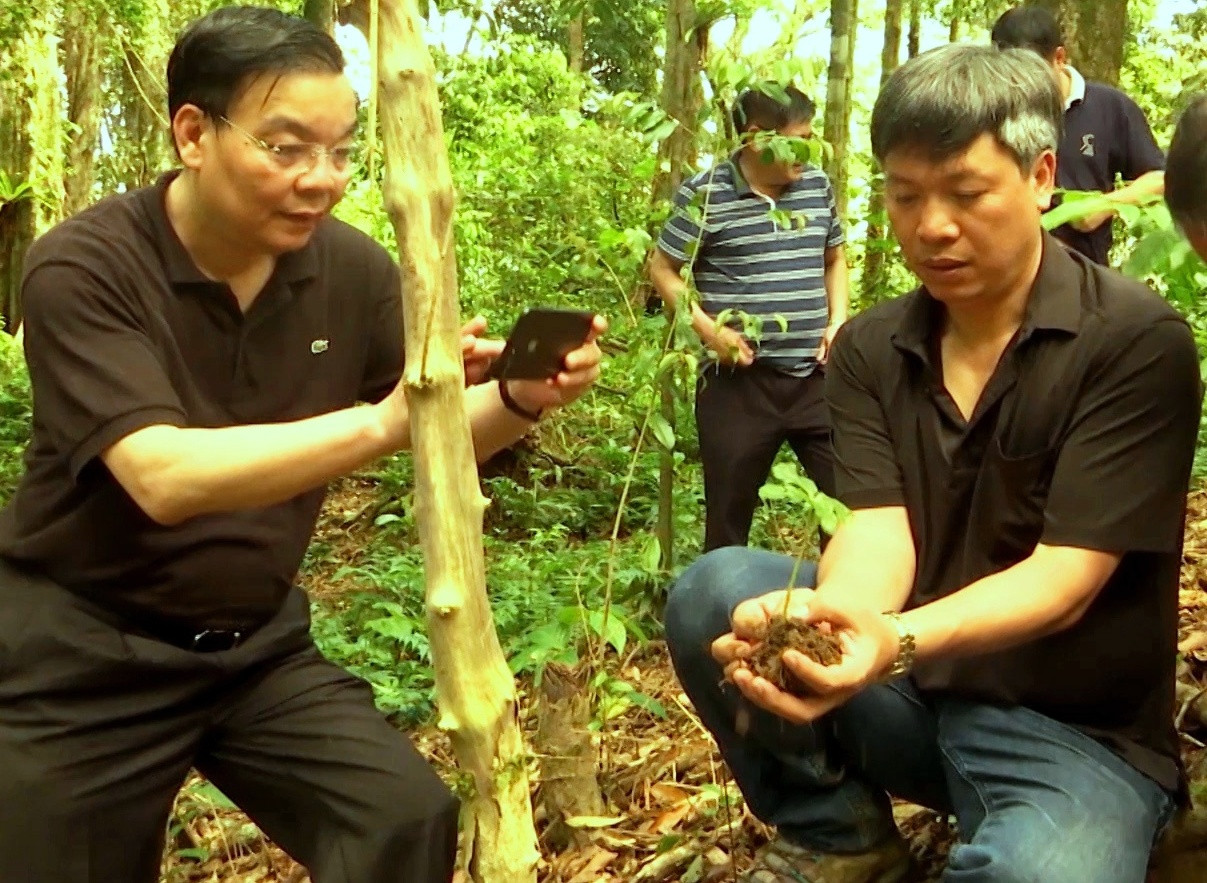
left=827, top=236, right=1201, bottom=790
left=0, top=172, right=404, bottom=629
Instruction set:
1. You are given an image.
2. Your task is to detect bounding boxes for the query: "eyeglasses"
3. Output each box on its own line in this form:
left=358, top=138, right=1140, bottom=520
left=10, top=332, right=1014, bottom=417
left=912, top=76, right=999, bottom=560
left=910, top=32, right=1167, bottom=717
left=217, top=116, right=361, bottom=176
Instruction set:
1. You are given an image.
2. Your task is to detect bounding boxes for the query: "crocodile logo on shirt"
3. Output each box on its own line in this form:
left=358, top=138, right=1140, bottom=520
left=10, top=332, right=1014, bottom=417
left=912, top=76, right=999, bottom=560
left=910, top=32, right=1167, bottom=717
left=1080, top=133, right=1095, bottom=157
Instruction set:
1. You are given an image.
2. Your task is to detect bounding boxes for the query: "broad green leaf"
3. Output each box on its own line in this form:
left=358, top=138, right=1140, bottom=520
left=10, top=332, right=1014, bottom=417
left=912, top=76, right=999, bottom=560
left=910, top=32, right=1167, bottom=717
left=649, top=413, right=676, bottom=451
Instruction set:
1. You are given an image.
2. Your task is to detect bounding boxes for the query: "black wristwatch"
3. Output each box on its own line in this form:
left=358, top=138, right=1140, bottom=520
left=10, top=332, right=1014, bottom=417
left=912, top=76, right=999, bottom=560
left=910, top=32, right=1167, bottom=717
left=498, top=379, right=542, bottom=422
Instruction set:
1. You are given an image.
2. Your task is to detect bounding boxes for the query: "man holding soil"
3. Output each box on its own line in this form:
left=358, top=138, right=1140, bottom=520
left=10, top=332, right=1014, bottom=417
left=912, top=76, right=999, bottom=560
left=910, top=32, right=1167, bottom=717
left=665, top=45, right=1201, bottom=883
left=0, top=6, right=604, bottom=882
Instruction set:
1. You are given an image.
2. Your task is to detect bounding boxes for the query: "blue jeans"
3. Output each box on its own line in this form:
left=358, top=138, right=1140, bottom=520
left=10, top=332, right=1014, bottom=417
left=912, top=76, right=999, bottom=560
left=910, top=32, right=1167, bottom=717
left=665, top=547, right=1175, bottom=883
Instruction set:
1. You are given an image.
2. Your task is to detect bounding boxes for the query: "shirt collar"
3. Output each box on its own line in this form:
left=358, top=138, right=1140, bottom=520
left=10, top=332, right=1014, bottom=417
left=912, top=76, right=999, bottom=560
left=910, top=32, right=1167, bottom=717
left=726, top=151, right=756, bottom=197
left=725, top=150, right=810, bottom=201
left=891, top=233, right=1084, bottom=364
left=1064, top=65, right=1086, bottom=111
left=149, top=171, right=320, bottom=288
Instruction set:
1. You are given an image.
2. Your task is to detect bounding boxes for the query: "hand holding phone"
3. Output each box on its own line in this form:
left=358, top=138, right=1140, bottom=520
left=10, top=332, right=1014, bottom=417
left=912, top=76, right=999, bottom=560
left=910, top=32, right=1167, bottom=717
left=486, top=307, right=596, bottom=381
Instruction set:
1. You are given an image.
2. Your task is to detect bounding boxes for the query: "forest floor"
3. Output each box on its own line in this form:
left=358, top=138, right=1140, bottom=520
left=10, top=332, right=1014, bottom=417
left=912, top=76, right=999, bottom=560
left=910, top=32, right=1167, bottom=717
left=162, top=488, right=1207, bottom=883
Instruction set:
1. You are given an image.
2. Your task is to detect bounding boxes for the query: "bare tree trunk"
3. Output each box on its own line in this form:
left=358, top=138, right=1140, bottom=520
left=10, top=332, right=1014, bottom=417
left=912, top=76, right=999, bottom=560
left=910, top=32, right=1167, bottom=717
left=1037, top=0, right=1128, bottom=85
left=62, top=5, right=105, bottom=216
left=376, top=1, right=539, bottom=880
left=651, top=0, right=709, bottom=571
left=115, top=0, right=171, bottom=189
left=860, top=0, right=903, bottom=306
left=652, top=0, right=706, bottom=206
left=568, top=11, right=585, bottom=73
left=535, top=664, right=605, bottom=850
left=0, top=13, right=64, bottom=333
left=907, top=0, right=921, bottom=57
left=948, top=8, right=961, bottom=42
left=823, top=0, right=858, bottom=219
left=304, top=0, right=336, bottom=34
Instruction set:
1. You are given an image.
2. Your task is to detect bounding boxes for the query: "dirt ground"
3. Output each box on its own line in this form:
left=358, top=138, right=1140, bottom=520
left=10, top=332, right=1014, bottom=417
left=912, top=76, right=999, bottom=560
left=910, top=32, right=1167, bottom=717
left=161, top=487, right=1207, bottom=883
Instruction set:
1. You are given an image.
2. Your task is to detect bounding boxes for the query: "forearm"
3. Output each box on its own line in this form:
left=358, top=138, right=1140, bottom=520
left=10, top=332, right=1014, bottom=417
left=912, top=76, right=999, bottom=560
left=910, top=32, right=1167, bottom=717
left=109, top=381, right=538, bottom=524
left=815, top=508, right=915, bottom=612
left=466, top=380, right=545, bottom=460
left=105, top=402, right=404, bottom=524
left=823, top=248, right=849, bottom=324
left=1071, top=171, right=1165, bottom=232
left=649, top=250, right=718, bottom=344
left=900, top=544, right=1118, bottom=662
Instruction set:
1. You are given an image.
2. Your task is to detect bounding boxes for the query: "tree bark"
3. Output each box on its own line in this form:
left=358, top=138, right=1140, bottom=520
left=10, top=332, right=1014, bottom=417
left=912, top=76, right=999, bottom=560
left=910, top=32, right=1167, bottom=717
left=907, top=0, right=920, bottom=58
left=376, top=1, right=539, bottom=880
left=113, top=0, right=170, bottom=189
left=568, top=11, right=585, bottom=74
left=304, top=0, right=336, bottom=34
left=823, top=0, right=858, bottom=218
left=534, top=663, right=605, bottom=850
left=652, top=0, right=706, bottom=206
left=860, top=0, right=903, bottom=305
left=62, top=4, right=105, bottom=217
left=1037, top=0, right=1128, bottom=86
left=0, top=11, right=63, bottom=333
left=651, top=0, right=708, bottom=570
left=948, top=8, right=961, bottom=42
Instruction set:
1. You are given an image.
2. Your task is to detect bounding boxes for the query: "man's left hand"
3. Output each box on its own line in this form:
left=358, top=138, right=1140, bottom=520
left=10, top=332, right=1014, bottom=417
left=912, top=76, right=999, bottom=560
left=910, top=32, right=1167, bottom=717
left=728, top=595, right=900, bottom=725
left=816, top=320, right=844, bottom=365
left=506, top=314, right=608, bottom=415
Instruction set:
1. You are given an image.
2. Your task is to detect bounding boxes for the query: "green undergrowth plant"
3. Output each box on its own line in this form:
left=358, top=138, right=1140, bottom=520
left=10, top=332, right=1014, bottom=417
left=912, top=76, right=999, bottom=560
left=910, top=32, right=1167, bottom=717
left=0, top=333, right=30, bottom=505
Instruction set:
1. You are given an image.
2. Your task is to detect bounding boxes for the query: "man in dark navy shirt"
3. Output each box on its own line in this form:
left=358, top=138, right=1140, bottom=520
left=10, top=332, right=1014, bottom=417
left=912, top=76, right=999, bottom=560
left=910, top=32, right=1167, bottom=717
left=1167, top=95, right=1207, bottom=263
left=992, top=5, right=1165, bottom=265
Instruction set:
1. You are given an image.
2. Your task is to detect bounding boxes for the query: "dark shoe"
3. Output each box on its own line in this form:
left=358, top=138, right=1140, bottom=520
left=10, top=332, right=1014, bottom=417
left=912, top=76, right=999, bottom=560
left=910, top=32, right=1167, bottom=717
left=741, top=834, right=912, bottom=883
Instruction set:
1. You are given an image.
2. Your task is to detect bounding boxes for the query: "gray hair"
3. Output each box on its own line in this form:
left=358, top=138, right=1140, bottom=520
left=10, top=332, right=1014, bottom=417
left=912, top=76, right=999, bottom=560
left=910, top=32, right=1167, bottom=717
left=871, top=43, right=1063, bottom=171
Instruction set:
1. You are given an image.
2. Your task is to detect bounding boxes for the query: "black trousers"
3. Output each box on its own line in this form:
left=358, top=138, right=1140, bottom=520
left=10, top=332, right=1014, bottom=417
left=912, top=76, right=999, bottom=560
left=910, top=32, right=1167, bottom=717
left=0, top=563, right=458, bottom=883
left=695, top=362, right=834, bottom=551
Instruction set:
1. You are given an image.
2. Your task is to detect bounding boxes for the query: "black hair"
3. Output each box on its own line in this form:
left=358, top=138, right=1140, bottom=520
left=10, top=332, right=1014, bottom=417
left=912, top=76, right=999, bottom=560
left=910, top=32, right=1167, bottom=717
left=167, top=5, right=345, bottom=121
left=870, top=43, right=1062, bottom=170
left=990, top=6, right=1064, bottom=61
left=1167, top=95, right=1207, bottom=229
left=731, top=84, right=816, bottom=133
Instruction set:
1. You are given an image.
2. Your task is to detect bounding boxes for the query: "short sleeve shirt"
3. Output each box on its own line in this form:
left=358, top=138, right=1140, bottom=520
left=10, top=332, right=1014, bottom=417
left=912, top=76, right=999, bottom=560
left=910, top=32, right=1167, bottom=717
left=0, top=173, right=404, bottom=629
left=826, top=236, right=1201, bottom=790
left=1052, top=72, right=1166, bottom=265
left=656, top=155, right=844, bottom=376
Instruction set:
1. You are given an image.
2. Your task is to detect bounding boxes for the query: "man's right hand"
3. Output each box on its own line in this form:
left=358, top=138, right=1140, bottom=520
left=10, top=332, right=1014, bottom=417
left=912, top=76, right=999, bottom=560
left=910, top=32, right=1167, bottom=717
left=707, top=326, right=755, bottom=366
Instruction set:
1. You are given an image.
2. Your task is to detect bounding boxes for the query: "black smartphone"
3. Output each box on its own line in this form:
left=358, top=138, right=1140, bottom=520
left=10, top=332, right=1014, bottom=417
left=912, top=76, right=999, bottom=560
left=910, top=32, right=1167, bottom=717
left=486, top=307, right=595, bottom=381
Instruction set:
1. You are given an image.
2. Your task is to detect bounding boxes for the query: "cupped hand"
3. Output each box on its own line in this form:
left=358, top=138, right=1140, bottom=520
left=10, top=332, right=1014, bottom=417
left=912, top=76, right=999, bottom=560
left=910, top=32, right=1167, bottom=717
left=719, top=593, right=901, bottom=726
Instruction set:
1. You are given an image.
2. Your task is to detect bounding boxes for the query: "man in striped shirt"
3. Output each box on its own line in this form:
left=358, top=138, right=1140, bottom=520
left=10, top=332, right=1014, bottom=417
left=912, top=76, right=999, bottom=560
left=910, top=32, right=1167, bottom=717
left=649, top=84, right=849, bottom=550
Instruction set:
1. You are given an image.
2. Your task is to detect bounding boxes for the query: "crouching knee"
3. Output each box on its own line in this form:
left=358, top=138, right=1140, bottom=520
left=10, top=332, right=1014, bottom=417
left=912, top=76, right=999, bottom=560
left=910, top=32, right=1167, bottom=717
left=947, top=818, right=1152, bottom=883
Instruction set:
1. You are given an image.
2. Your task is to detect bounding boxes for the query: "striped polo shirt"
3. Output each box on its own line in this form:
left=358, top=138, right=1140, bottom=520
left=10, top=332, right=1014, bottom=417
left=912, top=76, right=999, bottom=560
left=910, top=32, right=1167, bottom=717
left=657, top=154, right=844, bottom=376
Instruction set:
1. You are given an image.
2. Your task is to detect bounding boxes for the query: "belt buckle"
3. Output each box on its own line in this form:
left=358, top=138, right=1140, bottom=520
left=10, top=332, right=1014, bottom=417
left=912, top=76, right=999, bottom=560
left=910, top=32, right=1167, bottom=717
left=190, top=629, right=243, bottom=653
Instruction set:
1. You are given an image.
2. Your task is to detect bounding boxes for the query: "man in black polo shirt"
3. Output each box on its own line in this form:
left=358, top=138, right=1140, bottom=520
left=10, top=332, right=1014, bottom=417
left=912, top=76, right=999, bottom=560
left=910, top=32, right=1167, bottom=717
left=992, top=5, right=1165, bottom=266
left=0, top=7, right=604, bottom=882
left=1167, top=95, right=1207, bottom=263
left=665, top=45, right=1200, bottom=883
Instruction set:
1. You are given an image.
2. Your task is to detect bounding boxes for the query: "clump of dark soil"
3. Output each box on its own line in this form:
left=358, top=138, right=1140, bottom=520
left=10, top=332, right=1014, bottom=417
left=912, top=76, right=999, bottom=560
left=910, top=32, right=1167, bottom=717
left=745, top=616, right=843, bottom=695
